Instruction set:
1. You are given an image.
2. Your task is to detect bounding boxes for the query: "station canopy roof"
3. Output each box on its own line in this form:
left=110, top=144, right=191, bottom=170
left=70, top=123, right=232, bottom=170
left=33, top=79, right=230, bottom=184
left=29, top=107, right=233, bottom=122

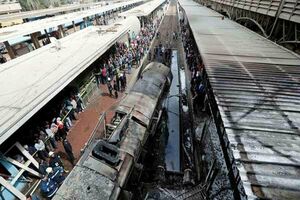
left=0, top=0, right=142, bottom=43
left=179, top=0, right=300, bottom=199
left=119, top=0, right=165, bottom=17
left=0, top=16, right=140, bottom=145
left=0, top=2, right=104, bottom=22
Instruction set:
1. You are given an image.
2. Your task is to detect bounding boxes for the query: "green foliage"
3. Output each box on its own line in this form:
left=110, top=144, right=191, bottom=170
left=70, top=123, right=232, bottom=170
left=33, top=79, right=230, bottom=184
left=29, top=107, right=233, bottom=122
left=19, top=0, right=68, bottom=11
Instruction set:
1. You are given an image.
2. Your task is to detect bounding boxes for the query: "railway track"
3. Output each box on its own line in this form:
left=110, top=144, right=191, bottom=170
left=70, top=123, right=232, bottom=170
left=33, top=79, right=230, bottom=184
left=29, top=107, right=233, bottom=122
left=148, top=0, right=179, bottom=64
left=138, top=0, right=207, bottom=199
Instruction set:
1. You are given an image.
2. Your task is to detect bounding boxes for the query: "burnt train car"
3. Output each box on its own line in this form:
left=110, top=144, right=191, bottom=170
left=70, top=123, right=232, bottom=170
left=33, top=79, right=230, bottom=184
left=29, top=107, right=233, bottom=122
left=52, top=62, right=171, bottom=200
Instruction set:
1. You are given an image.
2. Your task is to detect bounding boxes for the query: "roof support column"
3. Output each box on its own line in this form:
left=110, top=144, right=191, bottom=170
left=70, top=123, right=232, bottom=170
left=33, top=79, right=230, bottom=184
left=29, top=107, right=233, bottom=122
left=58, top=25, right=65, bottom=38
left=0, top=177, right=26, bottom=200
left=283, top=20, right=285, bottom=42
left=72, top=20, right=76, bottom=32
left=4, top=41, right=16, bottom=59
left=83, top=17, right=88, bottom=28
left=141, top=17, right=144, bottom=28
left=30, top=32, right=41, bottom=49
left=95, top=15, right=100, bottom=25
left=295, top=23, right=298, bottom=41
left=44, top=29, right=51, bottom=44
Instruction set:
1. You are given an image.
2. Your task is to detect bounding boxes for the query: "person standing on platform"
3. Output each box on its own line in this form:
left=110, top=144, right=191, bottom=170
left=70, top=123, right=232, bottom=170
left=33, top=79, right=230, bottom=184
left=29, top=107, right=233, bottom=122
left=40, top=174, right=58, bottom=199
left=24, top=144, right=36, bottom=155
left=76, top=92, right=85, bottom=112
left=161, top=45, right=165, bottom=63
left=56, top=117, right=67, bottom=140
left=113, top=80, right=118, bottom=99
left=115, top=69, right=120, bottom=91
left=123, top=71, right=127, bottom=89
left=101, top=67, right=107, bottom=84
left=154, top=46, right=157, bottom=60
left=136, top=51, right=141, bottom=66
left=46, top=167, right=65, bottom=185
left=39, top=159, right=49, bottom=176
left=128, top=50, right=132, bottom=74
left=119, top=74, right=124, bottom=92
left=45, top=123, right=57, bottom=149
left=62, top=138, right=75, bottom=166
left=148, top=50, right=152, bottom=61
left=93, top=68, right=101, bottom=87
left=49, top=151, right=68, bottom=173
left=107, top=78, right=113, bottom=97
left=34, top=139, right=48, bottom=161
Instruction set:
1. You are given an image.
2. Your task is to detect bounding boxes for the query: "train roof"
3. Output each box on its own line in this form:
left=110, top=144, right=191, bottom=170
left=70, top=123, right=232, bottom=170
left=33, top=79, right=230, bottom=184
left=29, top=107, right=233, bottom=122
left=119, top=0, right=165, bottom=17
left=0, top=16, right=140, bottom=145
left=179, top=0, right=300, bottom=199
left=117, top=62, right=171, bottom=127
left=53, top=119, right=149, bottom=200
left=53, top=166, right=116, bottom=200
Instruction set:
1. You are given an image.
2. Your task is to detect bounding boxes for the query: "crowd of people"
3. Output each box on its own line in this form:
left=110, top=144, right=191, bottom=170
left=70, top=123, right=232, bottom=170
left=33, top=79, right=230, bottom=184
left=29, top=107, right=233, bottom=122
left=93, top=18, right=161, bottom=98
left=39, top=151, right=67, bottom=198
left=151, top=40, right=172, bottom=65
left=180, top=18, right=206, bottom=114
left=12, top=93, right=84, bottom=198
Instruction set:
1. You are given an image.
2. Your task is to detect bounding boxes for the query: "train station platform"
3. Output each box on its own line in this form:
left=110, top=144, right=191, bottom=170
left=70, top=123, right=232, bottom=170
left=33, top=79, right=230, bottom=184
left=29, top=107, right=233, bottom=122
left=0, top=16, right=140, bottom=145
left=0, top=0, right=142, bottom=43
left=179, top=0, right=300, bottom=199
left=0, top=1, right=166, bottom=197
left=0, top=2, right=103, bottom=23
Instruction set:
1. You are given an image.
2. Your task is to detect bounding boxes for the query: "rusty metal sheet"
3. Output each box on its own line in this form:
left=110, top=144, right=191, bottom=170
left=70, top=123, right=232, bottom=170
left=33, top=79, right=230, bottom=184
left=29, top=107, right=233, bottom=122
left=202, top=0, right=300, bottom=24
left=180, top=0, right=300, bottom=199
left=118, top=62, right=170, bottom=127
left=116, top=105, right=132, bottom=114
left=119, top=92, right=155, bottom=126
left=128, top=119, right=148, bottom=145
left=83, top=156, right=118, bottom=181
left=120, top=134, right=141, bottom=159
left=118, top=119, right=148, bottom=161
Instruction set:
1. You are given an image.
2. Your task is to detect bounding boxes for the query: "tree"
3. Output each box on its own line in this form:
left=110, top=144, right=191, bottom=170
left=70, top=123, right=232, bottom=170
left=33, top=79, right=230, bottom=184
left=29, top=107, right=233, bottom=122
left=19, top=0, right=68, bottom=11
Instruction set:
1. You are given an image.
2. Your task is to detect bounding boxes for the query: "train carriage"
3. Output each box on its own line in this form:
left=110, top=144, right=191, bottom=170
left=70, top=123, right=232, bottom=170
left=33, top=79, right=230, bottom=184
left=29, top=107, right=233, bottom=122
left=53, top=62, right=171, bottom=200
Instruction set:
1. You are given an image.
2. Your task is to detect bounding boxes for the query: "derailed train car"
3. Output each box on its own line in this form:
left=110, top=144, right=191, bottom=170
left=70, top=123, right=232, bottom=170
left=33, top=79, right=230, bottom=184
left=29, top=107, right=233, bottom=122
left=53, top=62, right=171, bottom=200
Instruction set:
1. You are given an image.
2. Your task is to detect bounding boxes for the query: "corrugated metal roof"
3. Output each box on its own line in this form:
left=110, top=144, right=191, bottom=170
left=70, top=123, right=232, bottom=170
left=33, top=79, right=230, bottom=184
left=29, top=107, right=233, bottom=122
left=0, top=16, right=140, bottom=145
left=52, top=166, right=116, bottom=200
left=119, top=0, right=165, bottom=17
left=205, top=0, right=300, bottom=24
left=179, top=0, right=300, bottom=199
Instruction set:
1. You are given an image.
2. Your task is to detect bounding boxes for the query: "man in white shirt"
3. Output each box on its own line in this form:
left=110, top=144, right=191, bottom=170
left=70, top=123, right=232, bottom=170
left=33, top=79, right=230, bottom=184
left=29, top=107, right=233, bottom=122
left=45, top=124, right=57, bottom=149
left=34, top=139, right=48, bottom=161
left=70, top=98, right=77, bottom=110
